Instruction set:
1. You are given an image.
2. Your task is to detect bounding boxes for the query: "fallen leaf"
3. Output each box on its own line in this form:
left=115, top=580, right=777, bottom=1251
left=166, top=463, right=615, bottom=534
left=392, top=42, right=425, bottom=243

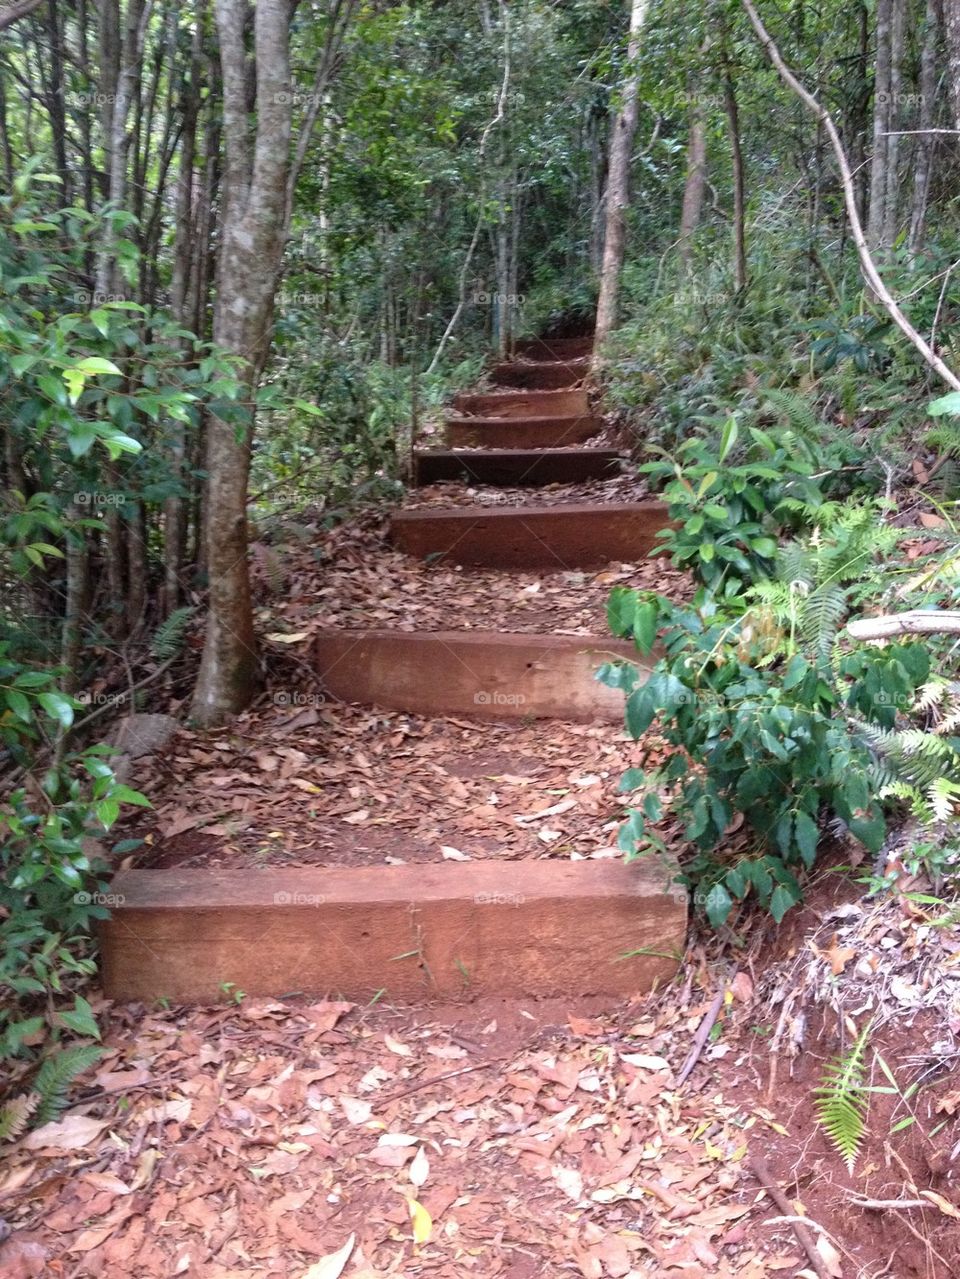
left=22, top=1115, right=108, bottom=1151
left=920, top=1190, right=960, bottom=1220
left=407, top=1197, right=432, bottom=1245
left=384, top=1034, right=412, bottom=1057
left=410, top=1145, right=430, bottom=1188
left=299, top=1234, right=355, bottom=1279
left=816, top=1234, right=843, bottom=1278
left=440, top=845, right=470, bottom=861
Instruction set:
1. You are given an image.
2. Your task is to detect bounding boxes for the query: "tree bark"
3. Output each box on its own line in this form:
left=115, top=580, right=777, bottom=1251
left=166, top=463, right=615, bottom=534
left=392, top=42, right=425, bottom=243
left=944, top=0, right=960, bottom=132
left=163, top=0, right=204, bottom=618
left=867, top=0, right=893, bottom=249
left=723, top=57, right=747, bottom=292
left=594, top=0, right=651, bottom=346
left=907, top=0, right=939, bottom=256
left=678, top=106, right=707, bottom=272
left=190, top=0, right=296, bottom=726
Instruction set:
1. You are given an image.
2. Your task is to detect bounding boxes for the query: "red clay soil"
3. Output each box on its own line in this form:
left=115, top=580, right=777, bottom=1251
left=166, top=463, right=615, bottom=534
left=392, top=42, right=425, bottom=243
left=7, top=897, right=957, bottom=1278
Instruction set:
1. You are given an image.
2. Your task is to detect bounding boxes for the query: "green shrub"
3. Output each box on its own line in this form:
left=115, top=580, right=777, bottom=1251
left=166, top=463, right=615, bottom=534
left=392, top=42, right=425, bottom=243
left=600, top=503, right=960, bottom=925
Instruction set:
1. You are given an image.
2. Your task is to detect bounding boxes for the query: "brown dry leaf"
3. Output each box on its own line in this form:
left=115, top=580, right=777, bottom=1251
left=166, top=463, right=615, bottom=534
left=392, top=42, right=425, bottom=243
left=920, top=1190, right=960, bottom=1220
left=815, top=1233, right=844, bottom=1278
left=824, top=943, right=857, bottom=976
left=21, top=1114, right=108, bottom=1152
left=299, top=1234, right=355, bottom=1279
left=729, top=971, right=754, bottom=1003
left=384, top=1033, right=412, bottom=1057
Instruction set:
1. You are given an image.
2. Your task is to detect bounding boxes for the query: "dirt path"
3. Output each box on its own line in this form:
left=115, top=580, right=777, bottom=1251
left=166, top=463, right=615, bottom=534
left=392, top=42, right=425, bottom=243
left=3, top=341, right=958, bottom=1278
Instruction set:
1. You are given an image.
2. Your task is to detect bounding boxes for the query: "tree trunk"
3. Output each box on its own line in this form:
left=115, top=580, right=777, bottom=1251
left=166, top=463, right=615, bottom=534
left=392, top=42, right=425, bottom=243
left=96, top=0, right=151, bottom=297
left=908, top=0, right=939, bottom=255
left=881, top=0, right=905, bottom=247
left=867, top=0, right=893, bottom=249
left=190, top=0, right=296, bottom=726
left=594, top=0, right=651, bottom=346
left=678, top=106, right=707, bottom=271
left=945, top=0, right=960, bottom=132
left=723, top=66, right=747, bottom=292
left=163, top=0, right=203, bottom=618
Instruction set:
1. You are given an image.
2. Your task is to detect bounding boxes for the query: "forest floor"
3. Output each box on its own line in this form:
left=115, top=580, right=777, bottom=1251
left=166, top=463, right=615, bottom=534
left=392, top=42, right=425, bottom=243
left=3, top=485, right=960, bottom=1279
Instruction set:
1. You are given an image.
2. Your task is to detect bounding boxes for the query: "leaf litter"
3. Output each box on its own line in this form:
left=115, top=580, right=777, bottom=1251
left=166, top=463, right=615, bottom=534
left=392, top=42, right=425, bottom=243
left=0, top=991, right=805, bottom=1278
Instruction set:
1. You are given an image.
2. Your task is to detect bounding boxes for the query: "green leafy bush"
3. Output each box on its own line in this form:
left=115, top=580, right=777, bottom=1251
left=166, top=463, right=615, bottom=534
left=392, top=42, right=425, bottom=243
left=638, top=416, right=873, bottom=601
left=600, top=503, right=960, bottom=926
left=0, top=662, right=149, bottom=1133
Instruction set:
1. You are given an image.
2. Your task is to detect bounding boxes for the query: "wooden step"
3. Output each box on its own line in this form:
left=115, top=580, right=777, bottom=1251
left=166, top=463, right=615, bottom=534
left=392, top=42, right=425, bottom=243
left=414, top=448, right=623, bottom=487
left=445, top=414, right=602, bottom=450
left=490, top=358, right=589, bottom=390
left=100, top=859, right=686, bottom=1003
left=391, top=500, right=671, bottom=568
left=512, top=336, right=593, bottom=361
left=314, top=630, right=644, bottom=721
left=452, top=387, right=589, bottom=418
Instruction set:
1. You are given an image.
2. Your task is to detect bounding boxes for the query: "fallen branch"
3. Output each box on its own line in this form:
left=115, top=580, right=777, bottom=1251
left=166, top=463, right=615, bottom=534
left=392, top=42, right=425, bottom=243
left=741, top=0, right=960, bottom=393
left=380, top=1060, right=497, bottom=1103
left=748, top=1154, right=833, bottom=1279
left=847, top=610, right=960, bottom=640
left=675, top=986, right=726, bottom=1087
left=845, top=1197, right=930, bottom=1209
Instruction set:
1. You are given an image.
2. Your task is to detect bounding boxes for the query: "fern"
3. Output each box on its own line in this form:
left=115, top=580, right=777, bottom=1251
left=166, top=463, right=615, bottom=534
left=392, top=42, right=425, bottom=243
left=150, top=605, right=195, bottom=660
left=763, top=388, right=822, bottom=441
left=31, top=1044, right=102, bottom=1126
left=799, top=583, right=848, bottom=658
left=0, top=1093, right=38, bottom=1142
left=815, top=1022, right=871, bottom=1172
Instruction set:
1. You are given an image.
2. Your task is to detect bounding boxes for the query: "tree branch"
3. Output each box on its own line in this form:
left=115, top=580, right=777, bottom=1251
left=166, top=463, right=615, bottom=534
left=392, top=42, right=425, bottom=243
left=741, top=0, right=960, bottom=392
left=0, top=0, right=42, bottom=31
left=847, top=610, right=960, bottom=640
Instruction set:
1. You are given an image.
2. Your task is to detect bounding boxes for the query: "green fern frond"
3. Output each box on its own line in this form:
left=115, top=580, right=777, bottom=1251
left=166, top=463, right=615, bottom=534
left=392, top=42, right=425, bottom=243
left=150, top=606, right=195, bottom=660
left=32, top=1045, right=103, bottom=1126
left=814, top=1022, right=871, bottom=1173
left=928, top=777, right=960, bottom=823
left=0, top=1093, right=39, bottom=1142
left=915, top=679, right=949, bottom=714
left=799, top=584, right=848, bottom=658
left=763, top=388, right=822, bottom=440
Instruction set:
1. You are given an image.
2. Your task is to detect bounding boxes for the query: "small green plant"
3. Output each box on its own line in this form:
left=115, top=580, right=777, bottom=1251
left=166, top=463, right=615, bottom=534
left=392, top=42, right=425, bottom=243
left=599, top=504, right=960, bottom=925
left=639, top=417, right=828, bottom=598
left=0, top=652, right=151, bottom=1134
left=815, top=1022, right=872, bottom=1172
left=219, top=981, right=245, bottom=1005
